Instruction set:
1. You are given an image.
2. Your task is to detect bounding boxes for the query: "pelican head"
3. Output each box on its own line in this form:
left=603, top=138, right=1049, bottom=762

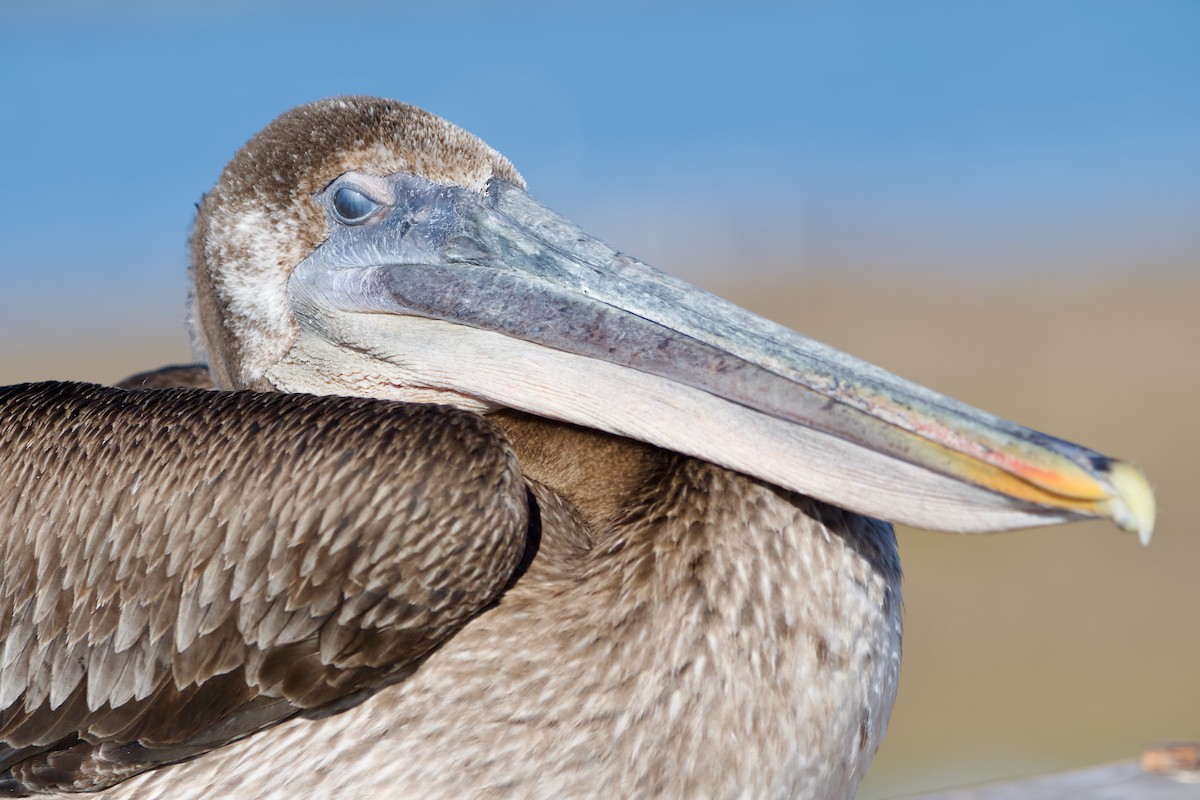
left=189, top=96, right=1153, bottom=540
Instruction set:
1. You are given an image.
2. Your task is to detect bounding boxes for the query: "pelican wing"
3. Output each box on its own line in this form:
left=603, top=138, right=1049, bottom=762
left=115, top=364, right=214, bottom=390
left=0, top=382, right=529, bottom=793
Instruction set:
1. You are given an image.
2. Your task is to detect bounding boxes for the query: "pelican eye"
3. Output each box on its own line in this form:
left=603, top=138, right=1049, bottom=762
left=332, top=187, right=380, bottom=223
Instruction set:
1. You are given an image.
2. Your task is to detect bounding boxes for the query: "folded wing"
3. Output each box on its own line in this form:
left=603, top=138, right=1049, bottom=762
left=0, top=382, right=529, bottom=793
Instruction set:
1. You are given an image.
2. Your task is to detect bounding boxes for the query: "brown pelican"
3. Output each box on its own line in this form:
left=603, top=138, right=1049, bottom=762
left=0, top=97, right=1153, bottom=799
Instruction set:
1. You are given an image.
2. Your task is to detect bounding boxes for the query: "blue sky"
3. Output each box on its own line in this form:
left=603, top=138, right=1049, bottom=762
left=2, top=1, right=1197, bottom=324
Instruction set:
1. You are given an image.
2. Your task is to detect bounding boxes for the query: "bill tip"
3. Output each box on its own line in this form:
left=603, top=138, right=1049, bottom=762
left=1105, top=460, right=1155, bottom=545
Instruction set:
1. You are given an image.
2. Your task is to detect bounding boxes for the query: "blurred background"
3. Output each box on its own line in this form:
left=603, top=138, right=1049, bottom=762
left=2, top=2, right=1197, bottom=796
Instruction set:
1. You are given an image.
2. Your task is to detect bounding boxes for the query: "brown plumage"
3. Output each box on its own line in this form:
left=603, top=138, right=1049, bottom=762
left=0, top=378, right=900, bottom=797
left=115, top=365, right=213, bottom=390
left=0, top=97, right=1149, bottom=798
